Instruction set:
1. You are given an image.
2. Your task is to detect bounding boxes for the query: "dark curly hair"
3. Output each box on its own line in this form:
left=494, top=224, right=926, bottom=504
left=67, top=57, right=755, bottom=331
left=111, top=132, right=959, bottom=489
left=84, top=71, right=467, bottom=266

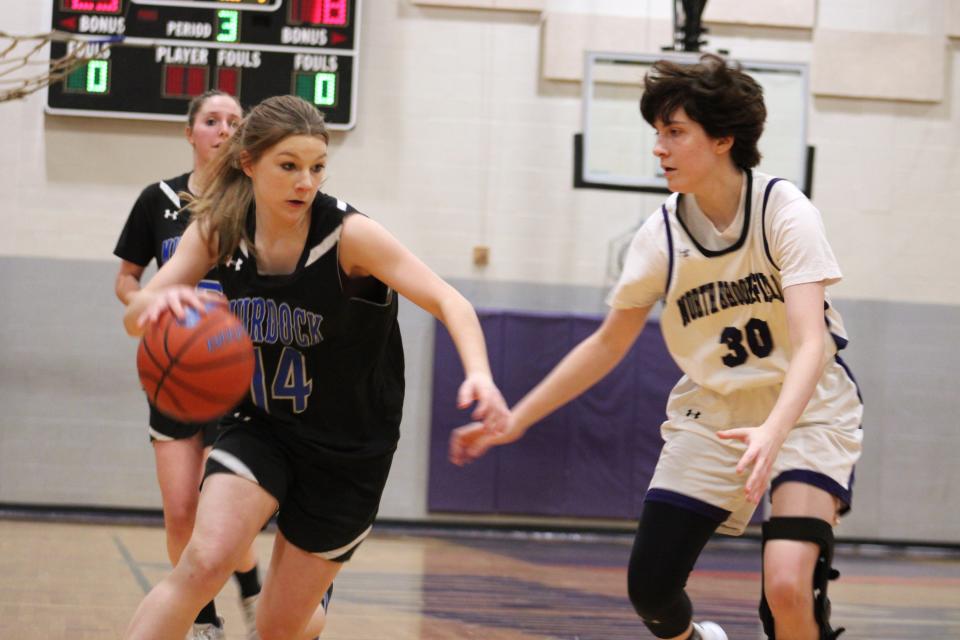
left=640, top=54, right=766, bottom=169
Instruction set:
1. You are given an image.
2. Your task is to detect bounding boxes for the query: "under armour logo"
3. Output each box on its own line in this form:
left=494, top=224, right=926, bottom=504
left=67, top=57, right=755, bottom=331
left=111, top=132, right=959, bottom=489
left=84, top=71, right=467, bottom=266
left=686, top=409, right=701, bottom=419
left=679, top=248, right=690, bottom=258
left=164, top=209, right=179, bottom=220
left=225, top=257, right=243, bottom=271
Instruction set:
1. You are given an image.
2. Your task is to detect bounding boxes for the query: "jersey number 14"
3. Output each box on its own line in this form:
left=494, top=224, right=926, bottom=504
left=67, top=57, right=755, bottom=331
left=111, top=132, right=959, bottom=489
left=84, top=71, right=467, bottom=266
left=250, top=346, right=313, bottom=413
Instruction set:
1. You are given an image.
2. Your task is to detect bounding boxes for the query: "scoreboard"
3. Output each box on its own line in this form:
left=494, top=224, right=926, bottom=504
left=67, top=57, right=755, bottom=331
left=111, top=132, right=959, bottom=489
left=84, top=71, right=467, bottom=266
left=46, top=0, right=360, bottom=129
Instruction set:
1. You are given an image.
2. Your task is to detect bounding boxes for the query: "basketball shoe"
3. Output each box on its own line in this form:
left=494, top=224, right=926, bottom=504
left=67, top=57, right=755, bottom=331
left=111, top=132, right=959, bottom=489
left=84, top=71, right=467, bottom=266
left=191, top=618, right=225, bottom=640
left=241, top=585, right=332, bottom=640
left=692, top=621, right=728, bottom=640
left=308, top=584, right=335, bottom=640
left=241, top=594, right=259, bottom=640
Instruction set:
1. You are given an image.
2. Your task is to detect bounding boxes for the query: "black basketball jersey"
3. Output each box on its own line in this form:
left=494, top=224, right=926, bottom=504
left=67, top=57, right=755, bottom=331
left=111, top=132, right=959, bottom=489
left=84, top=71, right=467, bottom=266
left=218, top=193, right=405, bottom=457
left=114, top=172, right=219, bottom=291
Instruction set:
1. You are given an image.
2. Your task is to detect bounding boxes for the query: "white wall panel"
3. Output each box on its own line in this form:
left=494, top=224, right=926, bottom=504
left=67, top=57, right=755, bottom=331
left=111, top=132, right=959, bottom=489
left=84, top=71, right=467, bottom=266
left=703, top=0, right=815, bottom=29
left=818, top=0, right=944, bottom=35
left=948, top=0, right=960, bottom=37
left=812, top=30, right=945, bottom=102
left=410, top=0, right=544, bottom=10
left=542, top=12, right=673, bottom=81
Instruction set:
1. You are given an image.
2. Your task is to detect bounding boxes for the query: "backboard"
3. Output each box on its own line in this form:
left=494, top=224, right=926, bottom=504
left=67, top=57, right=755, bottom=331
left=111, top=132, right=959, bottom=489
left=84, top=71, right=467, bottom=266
left=579, top=52, right=811, bottom=194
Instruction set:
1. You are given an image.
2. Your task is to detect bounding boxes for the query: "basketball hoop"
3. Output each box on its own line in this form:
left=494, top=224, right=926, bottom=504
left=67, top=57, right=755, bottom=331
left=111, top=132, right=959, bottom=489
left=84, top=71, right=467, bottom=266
left=0, top=30, right=123, bottom=103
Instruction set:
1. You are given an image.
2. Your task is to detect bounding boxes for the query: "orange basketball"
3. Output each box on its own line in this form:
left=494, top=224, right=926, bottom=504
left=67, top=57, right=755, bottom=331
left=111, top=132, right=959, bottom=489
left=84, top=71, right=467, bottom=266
left=137, top=300, right=254, bottom=423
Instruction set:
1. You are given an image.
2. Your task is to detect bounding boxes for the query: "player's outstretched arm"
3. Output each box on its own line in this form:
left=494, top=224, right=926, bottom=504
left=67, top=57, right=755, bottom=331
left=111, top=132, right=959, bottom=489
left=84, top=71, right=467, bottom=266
left=339, top=213, right=509, bottom=433
left=450, top=304, right=651, bottom=465
left=122, top=221, right=218, bottom=337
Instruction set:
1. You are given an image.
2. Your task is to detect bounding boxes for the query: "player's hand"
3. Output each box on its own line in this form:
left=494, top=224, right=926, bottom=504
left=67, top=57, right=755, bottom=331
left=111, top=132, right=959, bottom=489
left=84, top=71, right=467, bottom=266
left=716, top=424, right=787, bottom=504
left=449, top=415, right=525, bottom=466
left=137, top=286, right=222, bottom=327
left=456, top=372, right=509, bottom=435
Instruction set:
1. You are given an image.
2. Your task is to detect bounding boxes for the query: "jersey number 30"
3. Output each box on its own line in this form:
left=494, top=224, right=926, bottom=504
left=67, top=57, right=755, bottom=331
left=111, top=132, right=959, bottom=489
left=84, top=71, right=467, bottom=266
left=720, top=318, right=773, bottom=367
left=250, top=346, right=313, bottom=413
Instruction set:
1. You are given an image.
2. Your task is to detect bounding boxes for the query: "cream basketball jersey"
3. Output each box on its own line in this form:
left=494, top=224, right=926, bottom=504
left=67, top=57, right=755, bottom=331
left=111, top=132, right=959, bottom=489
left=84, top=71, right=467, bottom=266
left=611, top=170, right=850, bottom=396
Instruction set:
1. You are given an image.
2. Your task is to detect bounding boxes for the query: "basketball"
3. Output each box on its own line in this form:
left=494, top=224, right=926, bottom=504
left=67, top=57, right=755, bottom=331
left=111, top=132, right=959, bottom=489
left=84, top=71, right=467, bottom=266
left=136, top=300, right=254, bottom=423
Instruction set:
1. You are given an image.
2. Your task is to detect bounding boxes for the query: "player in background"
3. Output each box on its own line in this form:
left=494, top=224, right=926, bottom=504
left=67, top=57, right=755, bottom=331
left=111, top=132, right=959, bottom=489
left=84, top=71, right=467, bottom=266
left=450, top=55, right=861, bottom=640
left=120, top=95, right=509, bottom=640
left=113, top=90, right=263, bottom=640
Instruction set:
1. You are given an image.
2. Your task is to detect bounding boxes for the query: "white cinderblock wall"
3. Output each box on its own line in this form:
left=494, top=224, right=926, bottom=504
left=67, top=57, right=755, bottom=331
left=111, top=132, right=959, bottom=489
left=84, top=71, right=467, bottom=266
left=3, top=1, right=959, bottom=304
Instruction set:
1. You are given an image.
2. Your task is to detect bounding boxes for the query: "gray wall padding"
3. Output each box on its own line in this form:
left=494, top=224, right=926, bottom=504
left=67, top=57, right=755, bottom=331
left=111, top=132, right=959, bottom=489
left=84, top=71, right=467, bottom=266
left=2, top=257, right=959, bottom=543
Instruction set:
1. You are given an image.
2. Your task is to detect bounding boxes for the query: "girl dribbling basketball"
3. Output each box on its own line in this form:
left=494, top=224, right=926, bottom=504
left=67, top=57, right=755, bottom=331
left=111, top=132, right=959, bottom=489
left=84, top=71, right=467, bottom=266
left=113, top=90, right=263, bottom=640
left=120, top=94, right=509, bottom=640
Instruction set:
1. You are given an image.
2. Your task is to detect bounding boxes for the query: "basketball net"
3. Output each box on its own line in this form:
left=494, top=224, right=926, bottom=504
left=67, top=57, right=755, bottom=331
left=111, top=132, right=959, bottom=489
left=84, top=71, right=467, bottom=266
left=0, top=30, right=122, bottom=103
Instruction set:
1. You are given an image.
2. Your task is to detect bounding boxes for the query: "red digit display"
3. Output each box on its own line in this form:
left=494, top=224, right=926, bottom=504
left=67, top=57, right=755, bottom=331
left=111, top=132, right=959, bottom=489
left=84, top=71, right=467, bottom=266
left=217, top=68, right=240, bottom=96
left=164, top=65, right=208, bottom=98
left=291, top=0, right=348, bottom=26
left=323, top=0, right=346, bottom=26
left=133, top=0, right=281, bottom=6
left=63, top=0, right=122, bottom=13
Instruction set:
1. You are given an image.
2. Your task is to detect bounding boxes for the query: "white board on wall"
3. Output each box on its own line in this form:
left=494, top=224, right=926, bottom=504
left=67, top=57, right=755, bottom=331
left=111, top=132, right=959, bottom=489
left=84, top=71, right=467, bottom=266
left=703, top=0, right=815, bottom=29
left=812, top=29, right=945, bottom=103
left=582, top=52, right=810, bottom=192
left=410, top=0, right=543, bottom=10
left=542, top=12, right=673, bottom=82
left=947, top=0, right=960, bottom=37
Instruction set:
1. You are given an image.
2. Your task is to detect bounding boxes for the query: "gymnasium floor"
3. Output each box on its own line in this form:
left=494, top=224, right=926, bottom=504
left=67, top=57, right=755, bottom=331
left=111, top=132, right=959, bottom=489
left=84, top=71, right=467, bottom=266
left=1, top=518, right=959, bottom=639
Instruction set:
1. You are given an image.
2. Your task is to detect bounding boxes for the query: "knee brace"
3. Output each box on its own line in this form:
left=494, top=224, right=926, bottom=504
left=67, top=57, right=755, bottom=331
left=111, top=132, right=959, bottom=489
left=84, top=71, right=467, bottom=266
left=758, top=517, right=844, bottom=640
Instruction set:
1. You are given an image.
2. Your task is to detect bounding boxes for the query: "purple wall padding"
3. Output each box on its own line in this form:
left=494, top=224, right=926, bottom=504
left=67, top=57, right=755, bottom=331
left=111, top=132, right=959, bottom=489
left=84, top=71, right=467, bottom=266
left=427, top=310, right=682, bottom=519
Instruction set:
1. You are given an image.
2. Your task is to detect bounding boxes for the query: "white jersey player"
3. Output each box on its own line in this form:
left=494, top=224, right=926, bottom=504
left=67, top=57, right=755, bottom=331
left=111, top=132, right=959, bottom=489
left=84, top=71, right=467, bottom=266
left=617, top=169, right=862, bottom=539
left=451, top=54, right=861, bottom=640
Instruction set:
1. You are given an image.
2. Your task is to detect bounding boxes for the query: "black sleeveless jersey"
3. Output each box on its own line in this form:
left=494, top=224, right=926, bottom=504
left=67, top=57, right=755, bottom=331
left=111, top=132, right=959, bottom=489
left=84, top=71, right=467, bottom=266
left=218, top=193, right=405, bottom=457
left=114, top=172, right=219, bottom=291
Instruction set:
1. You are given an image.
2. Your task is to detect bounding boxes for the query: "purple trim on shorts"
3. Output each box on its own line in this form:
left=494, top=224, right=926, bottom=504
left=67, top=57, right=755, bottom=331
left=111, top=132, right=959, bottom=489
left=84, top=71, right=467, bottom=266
left=644, top=488, right=730, bottom=524
left=771, top=469, right=853, bottom=514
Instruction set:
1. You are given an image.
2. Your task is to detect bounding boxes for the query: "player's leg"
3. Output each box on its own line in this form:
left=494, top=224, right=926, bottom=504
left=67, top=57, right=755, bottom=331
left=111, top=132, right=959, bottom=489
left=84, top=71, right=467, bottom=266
left=123, top=473, right=277, bottom=639
left=202, top=421, right=263, bottom=639
left=153, top=431, right=205, bottom=566
left=761, top=364, right=861, bottom=640
left=633, top=387, right=764, bottom=640
left=254, top=449, right=393, bottom=639
left=255, top=530, right=343, bottom=640
left=153, top=419, right=225, bottom=633
left=627, top=500, right=726, bottom=640
left=760, top=481, right=842, bottom=640
left=234, top=544, right=263, bottom=640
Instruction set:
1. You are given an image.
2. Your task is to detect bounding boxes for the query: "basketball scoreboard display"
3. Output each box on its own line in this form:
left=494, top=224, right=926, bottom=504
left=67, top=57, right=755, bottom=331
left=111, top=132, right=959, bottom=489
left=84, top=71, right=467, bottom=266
left=46, top=0, right=360, bottom=129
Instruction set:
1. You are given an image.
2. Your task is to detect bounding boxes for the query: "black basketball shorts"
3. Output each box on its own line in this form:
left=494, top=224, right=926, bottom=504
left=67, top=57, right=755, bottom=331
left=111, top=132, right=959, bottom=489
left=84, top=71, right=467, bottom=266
left=204, top=420, right=394, bottom=562
left=148, top=404, right=219, bottom=447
